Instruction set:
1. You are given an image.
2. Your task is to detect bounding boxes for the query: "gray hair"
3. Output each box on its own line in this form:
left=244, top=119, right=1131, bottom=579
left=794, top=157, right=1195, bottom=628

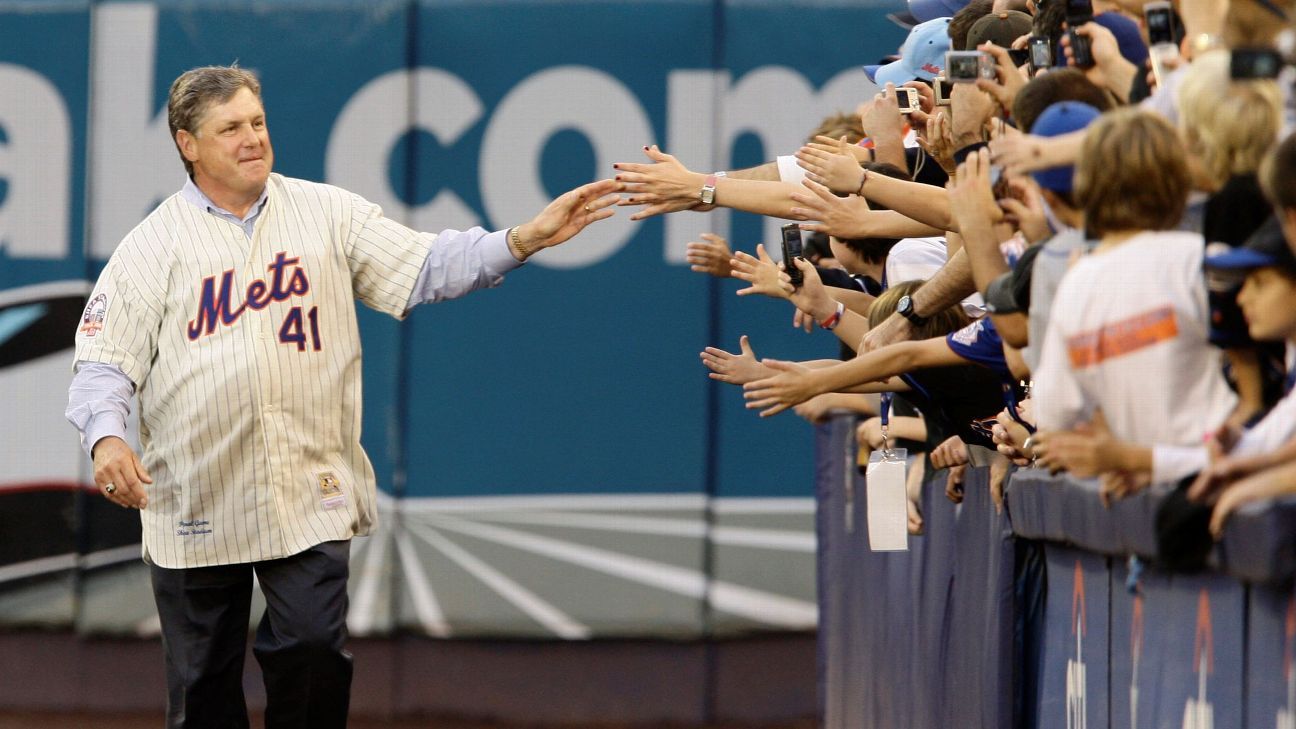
left=167, top=65, right=262, bottom=175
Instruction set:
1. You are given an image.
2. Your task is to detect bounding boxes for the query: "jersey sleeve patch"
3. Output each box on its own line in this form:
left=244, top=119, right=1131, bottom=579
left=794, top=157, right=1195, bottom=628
left=79, top=293, right=109, bottom=338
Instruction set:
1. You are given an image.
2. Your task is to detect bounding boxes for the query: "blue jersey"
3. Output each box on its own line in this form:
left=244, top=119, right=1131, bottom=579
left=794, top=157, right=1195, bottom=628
left=945, top=318, right=1012, bottom=381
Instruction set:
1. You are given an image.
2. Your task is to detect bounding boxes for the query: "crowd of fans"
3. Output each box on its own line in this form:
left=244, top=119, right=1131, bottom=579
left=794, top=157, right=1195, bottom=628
left=614, top=0, right=1296, bottom=541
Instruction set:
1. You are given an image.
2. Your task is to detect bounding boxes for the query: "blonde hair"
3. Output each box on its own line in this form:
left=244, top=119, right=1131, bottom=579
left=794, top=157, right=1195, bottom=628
left=808, top=112, right=866, bottom=145
left=867, top=280, right=972, bottom=339
left=1178, top=50, right=1283, bottom=187
left=1074, top=108, right=1190, bottom=238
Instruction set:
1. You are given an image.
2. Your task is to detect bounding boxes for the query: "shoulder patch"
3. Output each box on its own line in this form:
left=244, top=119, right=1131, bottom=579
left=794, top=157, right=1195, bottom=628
left=79, top=293, right=108, bottom=337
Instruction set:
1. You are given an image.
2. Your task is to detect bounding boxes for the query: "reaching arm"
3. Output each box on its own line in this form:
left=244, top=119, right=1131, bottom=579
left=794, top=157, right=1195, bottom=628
left=614, top=146, right=805, bottom=220
left=788, top=179, right=945, bottom=239
left=861, top=247, right=977, bottom=352
left=726, top=162, right=782, bottom=181
left=742, top=338, right=966, bottom=416
left=860, top=171, right=954, bottom=232
left=1209, top=459, right=1296, bottom=538
left=946, top=148, right=1011, bottom=294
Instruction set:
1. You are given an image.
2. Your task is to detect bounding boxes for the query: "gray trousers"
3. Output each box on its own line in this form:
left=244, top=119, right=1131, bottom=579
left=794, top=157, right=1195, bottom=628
left=150, top=540, right=353, bottom=729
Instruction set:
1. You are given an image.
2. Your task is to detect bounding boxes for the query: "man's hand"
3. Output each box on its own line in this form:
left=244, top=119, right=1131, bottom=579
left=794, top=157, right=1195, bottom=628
left=513, top=179, right=622, bottom=257
left=743, top=359, right=823, bottom=417
left=950, top=83, right=997, bottom=149
left=859, top=312, right=914, bottom=353
left=999, top=177, right=1051, bottom=244
left=1062, top=22, right=1137, bottom=101
left=795, top=136, right=866, bottom=196
left=917, top=111, right=957, bottom=175
left=991, top=409, right=1034, bottom=465
left=930, top=435, right=970, bottom=470
left=945, top=463, right=968, bottom=504
left=686, top=233, right=733, bottom=277
left=989, top=452, right=1012, bottom=514
left=613, top=145, right=707, bottom=221
left=903, top=80, right=936, bottom=116
left=946, top=148, right=1006, bottom=239
left=975, top=42, right=1028, bottom=112
left=856, top=416, right=890, bottom=451
left=860, top=83, right=906, bottom=144
left=989, top=132, right=1045, bottom=177
left=789, top=179, right=875, bottom=238
left=92, top=436, right=152, bottom=509
left=700, top=335, right=773, bottom=386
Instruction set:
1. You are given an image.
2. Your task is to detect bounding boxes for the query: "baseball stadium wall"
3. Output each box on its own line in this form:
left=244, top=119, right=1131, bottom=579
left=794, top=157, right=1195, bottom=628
left=0, top=0, right=905, bottom=724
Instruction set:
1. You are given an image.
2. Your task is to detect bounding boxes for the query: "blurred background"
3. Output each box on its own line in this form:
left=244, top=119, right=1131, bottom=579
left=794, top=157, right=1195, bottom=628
left=0, top=0, right=903, bottom=725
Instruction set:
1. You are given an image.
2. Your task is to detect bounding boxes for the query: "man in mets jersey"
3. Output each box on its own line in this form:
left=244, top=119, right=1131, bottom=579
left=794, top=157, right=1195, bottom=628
left=65, top=65, right=621, bottom=728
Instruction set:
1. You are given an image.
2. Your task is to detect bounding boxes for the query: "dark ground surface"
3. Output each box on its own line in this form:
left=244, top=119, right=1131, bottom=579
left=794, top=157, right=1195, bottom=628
left=0, top=713, right=816, bottom=728
left=1, top=632, right=818, bottom=729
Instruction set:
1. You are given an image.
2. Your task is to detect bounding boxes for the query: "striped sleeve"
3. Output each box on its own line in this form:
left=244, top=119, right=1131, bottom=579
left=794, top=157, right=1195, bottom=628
left=342, top=194, right=437, bottom=319
left=73, top=245, right=166, bottom=387
left=340, top=191, right=517, bottom=318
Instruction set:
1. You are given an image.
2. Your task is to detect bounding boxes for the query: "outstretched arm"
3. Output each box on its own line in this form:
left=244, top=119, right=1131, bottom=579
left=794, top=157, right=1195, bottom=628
left=613, top=146, right=804, bottom=220
left=860, top=247, right=976, bottom=352
left=742, top=338, right=966, bottom=416
left=788, top=179, right=944, bottom=239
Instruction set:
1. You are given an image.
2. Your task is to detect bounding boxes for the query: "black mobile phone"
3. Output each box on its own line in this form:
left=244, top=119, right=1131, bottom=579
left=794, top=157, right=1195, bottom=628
left=780, top=223, right=805, bottom=286
left=1144, top=1, right=1176, bottom=46
left=1029, top=35, right=1052, bottom=72
left=1231, top=48, right=1283, bottom=79
left=1066, top=0, right=1094, bottom=24
left=1007, top=48, right=1030, bottom=67
left=1069, top=27, right=1095, bottom=68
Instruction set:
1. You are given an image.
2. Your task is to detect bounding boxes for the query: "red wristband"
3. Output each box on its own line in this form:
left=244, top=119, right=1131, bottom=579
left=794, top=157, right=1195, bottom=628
left=819, top=301, right=846, bottom=331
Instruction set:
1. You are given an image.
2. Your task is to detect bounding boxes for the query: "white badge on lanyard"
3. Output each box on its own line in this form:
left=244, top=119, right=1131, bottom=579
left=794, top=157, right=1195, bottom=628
left=866, top=394, right=908, bottom=552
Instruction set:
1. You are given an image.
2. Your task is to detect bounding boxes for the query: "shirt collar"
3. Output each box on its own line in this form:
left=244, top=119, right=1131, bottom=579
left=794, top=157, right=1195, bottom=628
left=180, top=176, right=270, bottom=223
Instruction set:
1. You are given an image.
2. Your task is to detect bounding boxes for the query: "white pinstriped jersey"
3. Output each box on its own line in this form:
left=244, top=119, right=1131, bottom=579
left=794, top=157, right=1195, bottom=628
left=75, top=173, right=510, bottom=568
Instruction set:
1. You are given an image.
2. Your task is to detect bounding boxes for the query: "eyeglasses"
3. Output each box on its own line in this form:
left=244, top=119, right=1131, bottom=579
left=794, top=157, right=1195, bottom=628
left=969, top=415, right=1000, bottom=441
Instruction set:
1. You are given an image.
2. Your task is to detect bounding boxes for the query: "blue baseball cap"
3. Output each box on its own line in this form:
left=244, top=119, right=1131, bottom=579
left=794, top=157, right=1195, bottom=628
left=909, top=0, right=970, bottom=23
left=1030, top=101, right=1102, bottom=194
left=1204, top=216, right=1296, bottom=274
left=1092, top=11, right=1150, bottom=67
left=865, top=17, right=952, bottom=86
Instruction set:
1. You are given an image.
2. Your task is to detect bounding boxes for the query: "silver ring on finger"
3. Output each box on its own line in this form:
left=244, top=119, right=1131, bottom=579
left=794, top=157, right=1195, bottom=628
left=104, top=483, right=117, bottom=495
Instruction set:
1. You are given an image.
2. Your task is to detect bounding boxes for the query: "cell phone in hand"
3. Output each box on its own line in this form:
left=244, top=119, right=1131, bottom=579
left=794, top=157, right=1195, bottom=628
left=1144, top=1, right=1176, bottom=46
left=1065, top=0, right=1095, bottom=67
left=1066, top=0, right=1094, bottom=24
left=1028, top=35, right=1052, bottom=74
left=1068, top=27, right=1095, bottom=68
left=1145, top=2, right=1180, bottom=88
left=780, top=223, right=805, bottom=287
left=1231, top=48, right=1283, bottom=79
